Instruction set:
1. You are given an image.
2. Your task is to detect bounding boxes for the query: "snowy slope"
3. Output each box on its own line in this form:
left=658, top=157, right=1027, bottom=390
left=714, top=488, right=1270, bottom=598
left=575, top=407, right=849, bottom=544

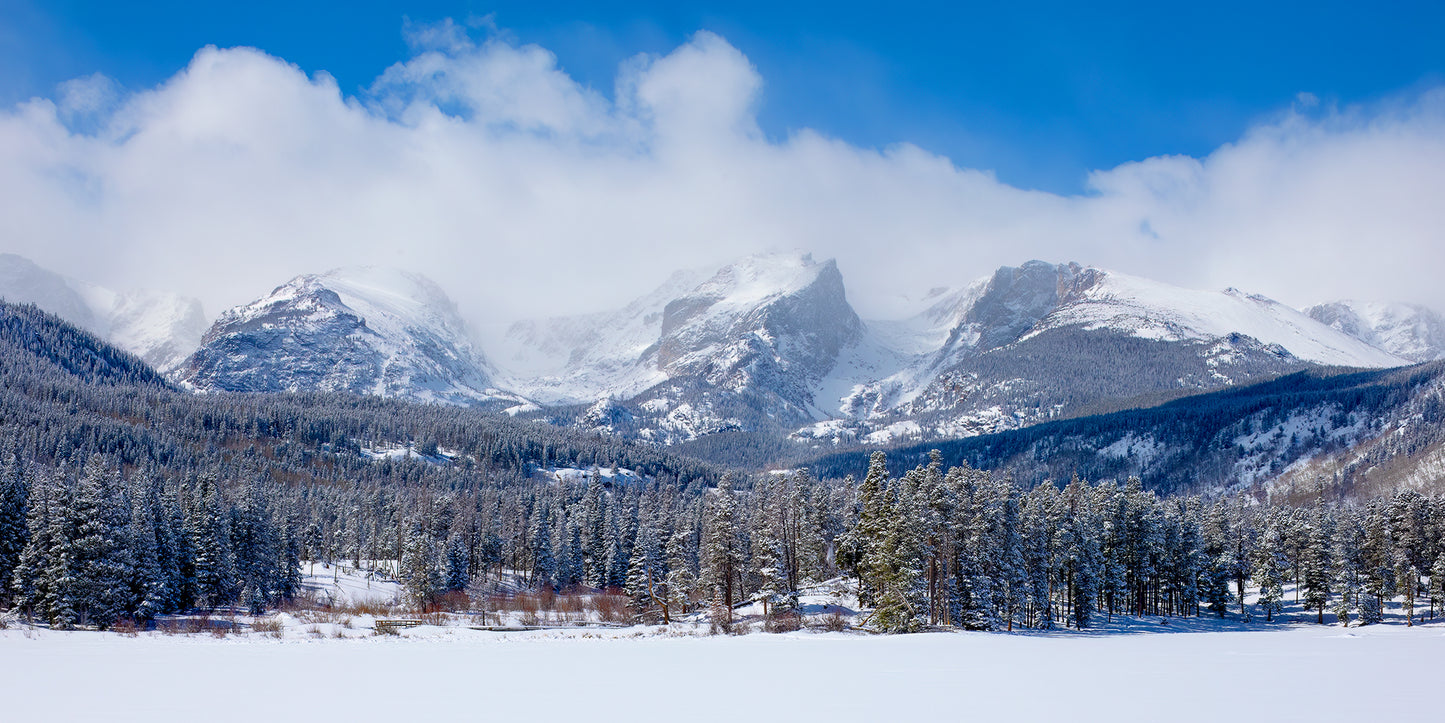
left=179, top=267, right=519, bottom=406
left=1032, top=271, right=1408, bottom=368
left=499, top=269, right=704, bottom=404
left=0, top=253, right=207, bottom=372
left=797, top=261, right=1411, bottom=446
left=503, top=252, right=863, bottom=441
left=1305, top=300, right=1445, bottom=363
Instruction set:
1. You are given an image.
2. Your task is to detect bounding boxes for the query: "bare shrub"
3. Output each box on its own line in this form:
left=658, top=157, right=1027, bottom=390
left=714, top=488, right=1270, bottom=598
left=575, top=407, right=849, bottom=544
left=306, top=624, right=325, bottom=639
left=708, top=598, right=732, bottom=636
left=592, top=591, right=631, bottom=624
left=337, top=599, right=395, bottom=617
left=435, top=590, right=471, bottom=613
left=418, top=610, right=448, bottom=626
left=766, top=611, right=803, bottom=634
left=556, top=593, right=586, bottom=615
left=251, top=617, right=285, bottom=638
left=515, top=592, right=541, bottom=618
left=519, top=611, right=541, bottom=627
left=815, top=611, right=849, bottom=632
left=110, top=618, right=139, bottom=637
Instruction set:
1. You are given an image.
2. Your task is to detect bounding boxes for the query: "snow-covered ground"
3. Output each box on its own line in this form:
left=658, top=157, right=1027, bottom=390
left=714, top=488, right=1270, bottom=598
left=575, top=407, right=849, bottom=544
left=2, top=573, right=1439, bottom=720
left=299, top=562, right=401, bottom=606
left=0, top=620, right=1439, bottom=721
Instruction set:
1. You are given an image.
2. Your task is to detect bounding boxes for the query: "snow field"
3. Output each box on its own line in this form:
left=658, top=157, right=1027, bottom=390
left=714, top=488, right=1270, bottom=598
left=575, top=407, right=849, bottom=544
left=0, top=622, right=1440, bottom=722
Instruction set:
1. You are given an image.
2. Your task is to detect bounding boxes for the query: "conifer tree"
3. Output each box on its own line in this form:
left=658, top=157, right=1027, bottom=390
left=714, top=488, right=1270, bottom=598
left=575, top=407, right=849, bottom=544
left=663, top=528, right=696, bottom=622
left=400, top=517, right=442, bottom=610
left=1254, top=545, right=1285, bottom=622
left=68, top=456, right=134, bottom=628
left=444, top=532, right=471, bottom=592
left=1301, top=513, right=1333, bottom=624
left=1427, top=553, right=1445, bottom=620
left=127, top=473, right=169, bottom=621
left=189, top=475, right=234, bottom=609
left=855, top=451, right=893, bottom=607
left=701, top=475, right=743, bottom=626
left=0, top=451, right=28, bottom=602
left=11, top=467, right=71, bottom=625
left=527, top=503, right=555, bottom=589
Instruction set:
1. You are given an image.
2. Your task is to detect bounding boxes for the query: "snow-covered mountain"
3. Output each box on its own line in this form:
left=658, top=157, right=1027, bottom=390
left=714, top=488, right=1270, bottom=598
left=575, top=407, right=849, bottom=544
left=500, top=252, right=863, bottom=441
left=179, top=267, right=519, bottom=407
left=797, top=261, right=1410, bottom=446
left=18, top=248, right=1427, bottom=451
left=1305, top=300, right=1445, bottom=363
left=0, top=253, right=207, bottom=372
left=497, top=255, right=1421, bottom=447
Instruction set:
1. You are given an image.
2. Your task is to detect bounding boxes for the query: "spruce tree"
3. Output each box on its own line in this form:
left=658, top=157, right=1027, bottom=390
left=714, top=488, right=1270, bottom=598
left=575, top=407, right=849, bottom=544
left=127, top=474, right=169, bottom=621
left=189, top=475, right=234, bottom=609
left=68, top=456, right=134, bottom=628
left=701, top=475, right=742, bottom=627
left=663, top=528, right=696, bottom=622
left=0, top=451, right=29, bottom=602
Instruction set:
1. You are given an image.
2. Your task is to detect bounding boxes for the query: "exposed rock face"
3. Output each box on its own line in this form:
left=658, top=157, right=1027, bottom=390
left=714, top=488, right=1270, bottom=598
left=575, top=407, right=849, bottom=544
left=499, top=252, right=863, bottom=441
left=180, top=267, right=513, bottom=407
left=796, top=261, right=1408, bottom=446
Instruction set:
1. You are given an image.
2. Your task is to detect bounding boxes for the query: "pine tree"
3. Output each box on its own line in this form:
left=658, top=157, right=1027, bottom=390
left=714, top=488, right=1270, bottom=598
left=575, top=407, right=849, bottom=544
left=0, top=451, right=29, bottom=602
left=752, top=477, right=794, bottom=619
left=701, top=475, right=743, bottom=627
left=127, top=473, right=169, bottom=621
left=528, top=503, right=555, bottom=589
left=582, top=479, right=609, bottom=588
left=11, top=467, right=73, bottom=626
left=1254, top=545, right=1285, bottom=623
left=68, top=456, right=134, bottom=628
left=855, top=451, right=893, bottom=607
left=444, top=532, right=471, bottom=592
left=1301, top=513, right=1333, bottom=624
left=189, top=475, right=234, bottom=609
left=1429, top=553, right=1445, bottom=621
left=624, top=518, right=662, bottom=616
left=663, top=528, right=696, bottom=622
left=400, top=517, right=442, bottom=611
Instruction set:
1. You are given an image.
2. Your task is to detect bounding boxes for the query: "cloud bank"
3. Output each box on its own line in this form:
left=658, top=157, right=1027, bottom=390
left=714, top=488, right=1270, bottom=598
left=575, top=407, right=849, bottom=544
left=2, top=25, right=1443, bottom=338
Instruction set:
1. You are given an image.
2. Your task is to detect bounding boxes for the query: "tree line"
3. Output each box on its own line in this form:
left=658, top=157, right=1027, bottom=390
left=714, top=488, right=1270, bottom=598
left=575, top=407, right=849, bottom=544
left=4, top=445, right=1443, bottom=633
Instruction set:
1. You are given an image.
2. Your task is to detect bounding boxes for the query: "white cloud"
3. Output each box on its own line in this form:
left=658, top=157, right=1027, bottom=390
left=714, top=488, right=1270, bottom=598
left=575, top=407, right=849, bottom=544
left=1, top=26, right=1443, bottom=345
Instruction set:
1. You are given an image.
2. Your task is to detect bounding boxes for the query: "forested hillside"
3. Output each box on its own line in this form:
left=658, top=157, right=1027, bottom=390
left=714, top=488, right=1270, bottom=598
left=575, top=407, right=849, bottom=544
left=813, top=363, right=1445, bottom=499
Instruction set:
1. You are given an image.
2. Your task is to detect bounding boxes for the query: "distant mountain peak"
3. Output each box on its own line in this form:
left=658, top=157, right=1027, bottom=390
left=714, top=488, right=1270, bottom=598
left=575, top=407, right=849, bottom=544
left=1305, top=299, right=1445, bottom=363
left=0, top=253, right=207, bottom=372
left=180, top=266, right=516, bottom=407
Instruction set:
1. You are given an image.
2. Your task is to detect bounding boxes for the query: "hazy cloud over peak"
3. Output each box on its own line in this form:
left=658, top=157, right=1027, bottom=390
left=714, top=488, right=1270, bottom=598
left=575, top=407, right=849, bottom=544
left=1, top=25, right=1443, bottom=341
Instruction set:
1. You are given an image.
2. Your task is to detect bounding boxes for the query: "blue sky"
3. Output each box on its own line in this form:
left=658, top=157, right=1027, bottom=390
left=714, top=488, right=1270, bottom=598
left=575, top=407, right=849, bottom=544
left=5, top=1, right=1442, bottom=193
left=2, top=1, right=1444, bottom=321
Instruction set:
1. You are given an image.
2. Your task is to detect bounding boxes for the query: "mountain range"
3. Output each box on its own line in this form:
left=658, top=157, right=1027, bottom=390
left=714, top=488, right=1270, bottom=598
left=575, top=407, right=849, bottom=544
left=5, top=251, right=1444, bottom=454
left=0, top=253, right=208, bottom=373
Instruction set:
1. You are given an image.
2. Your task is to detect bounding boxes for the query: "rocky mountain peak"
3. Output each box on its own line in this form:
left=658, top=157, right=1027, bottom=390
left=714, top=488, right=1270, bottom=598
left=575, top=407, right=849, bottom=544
left=180, top=266, right=513, bottom=407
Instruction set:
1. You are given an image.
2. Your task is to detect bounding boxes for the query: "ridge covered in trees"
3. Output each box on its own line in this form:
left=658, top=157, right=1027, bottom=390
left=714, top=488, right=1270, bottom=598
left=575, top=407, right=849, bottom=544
left=811, top=362, right=1445, bottom=499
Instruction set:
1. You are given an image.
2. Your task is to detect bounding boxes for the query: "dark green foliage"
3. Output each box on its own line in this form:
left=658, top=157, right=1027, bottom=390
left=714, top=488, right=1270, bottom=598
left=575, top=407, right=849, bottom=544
left=813, top=362, right=1445, bottom=498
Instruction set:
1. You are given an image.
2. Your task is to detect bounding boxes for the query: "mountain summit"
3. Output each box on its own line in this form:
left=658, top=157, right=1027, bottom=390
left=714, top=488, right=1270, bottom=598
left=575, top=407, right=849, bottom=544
left=179, top=267, right=517, bottom=407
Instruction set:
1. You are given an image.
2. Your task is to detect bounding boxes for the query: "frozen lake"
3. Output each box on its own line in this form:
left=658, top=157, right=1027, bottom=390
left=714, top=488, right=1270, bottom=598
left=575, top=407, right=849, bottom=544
left=1, top=621, right=1440, bottom=721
